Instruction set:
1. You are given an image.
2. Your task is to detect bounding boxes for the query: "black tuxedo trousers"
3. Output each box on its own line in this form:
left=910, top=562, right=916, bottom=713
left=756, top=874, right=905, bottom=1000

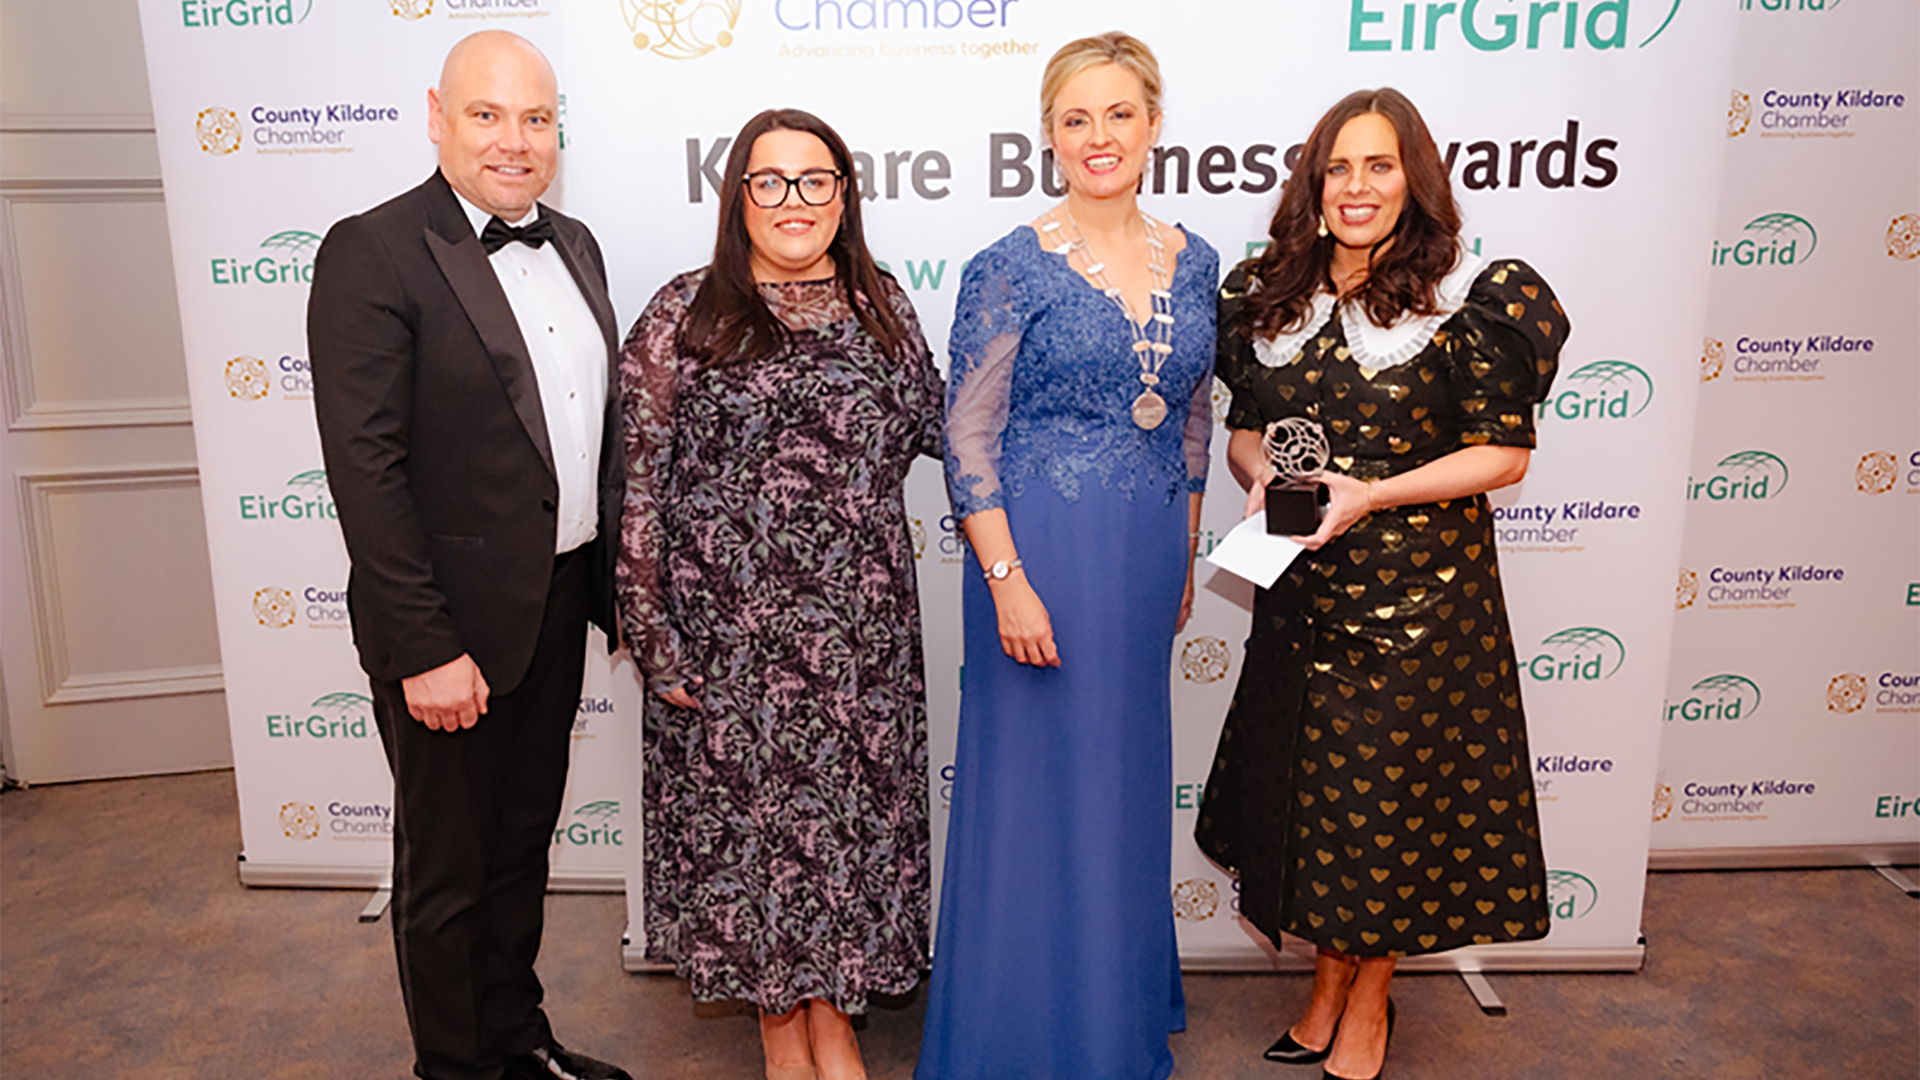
left=372, top=548, right=590, bottom=1080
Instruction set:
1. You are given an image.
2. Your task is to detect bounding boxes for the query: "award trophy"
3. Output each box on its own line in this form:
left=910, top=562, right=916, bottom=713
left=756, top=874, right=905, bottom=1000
left=1262, top=417, right=1330, bottom=535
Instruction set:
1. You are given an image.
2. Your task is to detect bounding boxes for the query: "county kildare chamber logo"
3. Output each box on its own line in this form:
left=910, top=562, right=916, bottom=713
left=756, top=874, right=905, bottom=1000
left=392, top=0, right=553, bottom=21
left=1544, top=869, right=1598, bottom=921
left=1492, top=496, right=1642, bottom=554
left=1705, top=331, right=1874, bottom=384
left=1664, top=673, right=1762, bottom=723
left=1728, top=87, right=1908, bottom=139
left=1669, top=776, right=1815, bottom=823
left=196, top=107, right=242, bottom=155
left=908, top=517, right=927, bottom=560
left=183, top=0, right=314, bottom=27
left=253, top=586, right=295, bottom=628
left=575, top=695, right=614, bottom=736
left=1889, top=215, right=1920, bottom=261
left=1525, top=627, right=1625, bottom=684
left=224, top=353, right=315, bottom=401
left=1179, top=637, right=1230, bottom=683
left=1854, top=451, right=1896, bottom=495
left=193, top=103, right=401, bottom=156
left=1830, top=671, right=1920, bottom=714
left=1675, top=567, right=1698, bottom=609
left=1347, top=0, right=1684, bottom=52
left=1711, top=213, right=1817, bottom=268
left=239, top=469, right=337, bottom=522
left=267, top=692, right=375, bottom=741
left=1537, top=358, right=1652, bottom=423
left=1727, top=91, right=1751, bottom=138
left=1171, top=878, right=1220, bottom=922
left=936, top=515, right=965, bottom=564
left=1533, top=750, right=1614, bottom=802
left=211, top=230, right=320, bottom=287
left=624, top=0, right=739, bottom=57
left=554, top=801, right=623, bottom=847
left=1687, top=450, right=1788, bottom=503
left=1691, top=562, right=1843, bottom=610
left=254, top=584, right=350, bottom=630
left=1856, top=449, right=1919, bottom=495
left=280, top=797, right=392, bottom=840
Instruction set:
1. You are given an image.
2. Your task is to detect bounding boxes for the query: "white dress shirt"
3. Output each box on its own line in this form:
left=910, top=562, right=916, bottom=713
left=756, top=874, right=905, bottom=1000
left=454, top=193, right=607, bottom=554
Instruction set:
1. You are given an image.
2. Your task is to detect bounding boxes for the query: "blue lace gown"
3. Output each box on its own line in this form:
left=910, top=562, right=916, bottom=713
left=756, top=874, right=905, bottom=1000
left=917, top=225, right=1218, bottom=1080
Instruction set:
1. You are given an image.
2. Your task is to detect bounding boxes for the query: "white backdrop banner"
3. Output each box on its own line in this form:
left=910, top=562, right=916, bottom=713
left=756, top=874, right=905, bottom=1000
left=556, top=0, right=1738, bottom=970
left=136, top=0, right=1744, bottom=969
left=1653, top=1, right=1919, bottom=866
left=134, top=0, right=636, bottom=890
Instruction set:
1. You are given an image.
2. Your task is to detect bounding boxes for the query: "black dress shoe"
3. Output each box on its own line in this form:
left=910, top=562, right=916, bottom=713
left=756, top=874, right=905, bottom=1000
left=1321, top=999, right=1394, bottom=1080
left=1264, top=1021, right=1336, bottom=1064
left=504, top=1042, right=633, bottom=1080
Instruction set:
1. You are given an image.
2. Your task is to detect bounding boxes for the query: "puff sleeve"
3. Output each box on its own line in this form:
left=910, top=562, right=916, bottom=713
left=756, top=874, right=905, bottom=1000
left=1445, top=259, right=1568, bottom=450
left=1214, top=260, right=1266, bottom=433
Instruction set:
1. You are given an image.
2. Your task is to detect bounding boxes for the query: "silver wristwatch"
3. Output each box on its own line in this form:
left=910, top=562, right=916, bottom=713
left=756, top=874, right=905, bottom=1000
left=983, top=558, right=1023, bottom=582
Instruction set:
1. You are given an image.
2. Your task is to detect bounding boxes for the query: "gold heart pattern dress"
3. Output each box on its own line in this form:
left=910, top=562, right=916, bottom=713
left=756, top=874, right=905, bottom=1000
left=1196, top=252, right=1567, bottom=957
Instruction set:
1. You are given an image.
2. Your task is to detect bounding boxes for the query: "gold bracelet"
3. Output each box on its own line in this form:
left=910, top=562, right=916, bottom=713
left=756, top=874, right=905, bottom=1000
left=1364, top=479, right=1380, bottom=512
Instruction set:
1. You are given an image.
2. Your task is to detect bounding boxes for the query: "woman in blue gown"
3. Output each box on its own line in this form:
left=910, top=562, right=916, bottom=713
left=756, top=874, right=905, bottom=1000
left=917, top=32, right=1217, bottom=1080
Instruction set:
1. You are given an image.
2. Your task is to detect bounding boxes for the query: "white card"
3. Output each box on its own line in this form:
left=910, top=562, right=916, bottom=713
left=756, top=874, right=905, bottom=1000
left=1204, top=513, right=1308, bottom=589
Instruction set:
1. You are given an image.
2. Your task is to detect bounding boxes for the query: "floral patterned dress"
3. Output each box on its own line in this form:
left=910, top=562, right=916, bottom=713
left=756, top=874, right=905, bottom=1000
left=616, top=269, right=943, bottom=1013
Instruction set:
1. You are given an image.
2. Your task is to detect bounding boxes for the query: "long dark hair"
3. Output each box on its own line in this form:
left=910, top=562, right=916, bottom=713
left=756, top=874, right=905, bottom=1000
left=1240, top=88, right=1461, bottom=339
left=677, top=108, right=905, bottom=366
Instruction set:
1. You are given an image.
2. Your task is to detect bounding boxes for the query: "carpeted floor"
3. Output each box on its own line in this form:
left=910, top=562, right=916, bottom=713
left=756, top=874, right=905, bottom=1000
left=2, top=770, right=1914, bottom=1079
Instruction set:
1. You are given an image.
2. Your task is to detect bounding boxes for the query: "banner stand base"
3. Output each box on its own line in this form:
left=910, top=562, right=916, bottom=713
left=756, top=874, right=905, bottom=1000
left=1459, top=971, right=1507, bottom=1015
left=1178, top=941, right=1645, bottom=974
left=237, top=857, right=625, bottom=894
left=621, top=925, right=673, bottom=973
left=1872, top=864, right=1920, bottom=898
left=1648, top=843, right=1920, bottom=871
left=358, top=887, right=392, bottom=923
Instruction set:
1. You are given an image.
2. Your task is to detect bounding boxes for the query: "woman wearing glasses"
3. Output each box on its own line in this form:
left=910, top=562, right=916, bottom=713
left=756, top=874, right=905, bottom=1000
left=617, top=108, right=943, bottom=1080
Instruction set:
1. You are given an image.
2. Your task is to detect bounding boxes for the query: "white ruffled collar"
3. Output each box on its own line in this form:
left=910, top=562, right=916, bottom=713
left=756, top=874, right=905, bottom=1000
left=1252, top=247, right=1487, bottom=372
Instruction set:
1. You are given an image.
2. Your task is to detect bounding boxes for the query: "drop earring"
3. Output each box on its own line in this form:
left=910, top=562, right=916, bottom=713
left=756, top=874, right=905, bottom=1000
left=1317, top=214, right=1330, bottom=238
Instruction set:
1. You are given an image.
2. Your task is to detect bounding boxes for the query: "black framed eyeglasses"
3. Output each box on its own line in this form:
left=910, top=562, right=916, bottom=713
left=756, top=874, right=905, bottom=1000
left=743, top=169, right=845, bottom=208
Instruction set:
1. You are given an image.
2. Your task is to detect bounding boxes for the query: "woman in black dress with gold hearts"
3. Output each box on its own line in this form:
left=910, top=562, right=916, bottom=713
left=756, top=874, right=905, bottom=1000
left=1196, top=88, right=1567, bottom=1080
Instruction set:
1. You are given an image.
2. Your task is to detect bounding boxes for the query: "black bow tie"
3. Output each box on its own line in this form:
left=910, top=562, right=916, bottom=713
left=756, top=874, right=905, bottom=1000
left=481, top=214, right=555, bottom=255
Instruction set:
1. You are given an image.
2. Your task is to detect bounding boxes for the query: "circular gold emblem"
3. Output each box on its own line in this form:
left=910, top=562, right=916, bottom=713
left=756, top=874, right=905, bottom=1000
left=1675, top=568, right=1698, bottom=610
left=1826, top=672, right=1867, bottom=714
left=389, top=0, right=432, bottom=18
left=1210, top=375, right=1231, bottom=424
left=1180, top=637, right=1230, bottom=683
left=1888, top=214, right=1920, bottom=261
left=1700, top=338, right=1724, bottom=382
left=253, top=586, right=296, bottom=628
left=623, top=0, right=740, bottom=58
left=280, top=801, right=321, bottom=840
left=1727, top=91, right=1751, bottom=138
left=1171, top=878, right=1220, bottom=921
left=1855, top=451, right=1897, bottom=495
left=196, top=107, right=241, bottom=156
left=224, top=355, right=269, bottom=400
left=909, top=517, right=927, bottom=560
left=1651, top=784, right=1673, bottom=823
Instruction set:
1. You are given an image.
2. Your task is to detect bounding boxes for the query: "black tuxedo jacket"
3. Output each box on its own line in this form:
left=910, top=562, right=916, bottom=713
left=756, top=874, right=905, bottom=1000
left=309, top=170, right=620, bottom=693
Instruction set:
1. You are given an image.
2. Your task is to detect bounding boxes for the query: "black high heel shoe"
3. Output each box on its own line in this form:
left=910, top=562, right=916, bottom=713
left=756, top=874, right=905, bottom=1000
left=1321, top=999, right=1394, bottom=1080
left=1263, top=1020, right=1337, bottom=1065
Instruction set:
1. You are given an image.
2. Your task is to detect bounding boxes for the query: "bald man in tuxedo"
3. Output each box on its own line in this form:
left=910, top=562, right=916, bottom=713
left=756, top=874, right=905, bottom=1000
left=309, top=31, right=630, bottom=1080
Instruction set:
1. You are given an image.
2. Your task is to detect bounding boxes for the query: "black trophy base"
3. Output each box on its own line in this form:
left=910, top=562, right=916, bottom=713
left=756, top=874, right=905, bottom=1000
left=1266, top=480, right=1326, bottom=536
